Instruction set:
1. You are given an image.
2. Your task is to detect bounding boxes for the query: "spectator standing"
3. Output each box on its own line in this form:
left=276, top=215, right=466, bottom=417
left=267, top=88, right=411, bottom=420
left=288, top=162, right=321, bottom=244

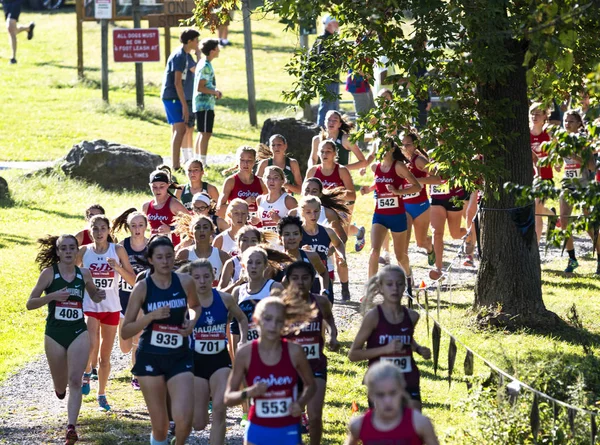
left=315, top=15, right=340, bottom=128
left=181, top=43, right=198, bottom=164
left=3, top=0, right=34, bottom=64
left=161, top=29, right=200, bottom=170
left=193, top=38, right=222, bottom=168
left=346, top=70, right=374, bottom=151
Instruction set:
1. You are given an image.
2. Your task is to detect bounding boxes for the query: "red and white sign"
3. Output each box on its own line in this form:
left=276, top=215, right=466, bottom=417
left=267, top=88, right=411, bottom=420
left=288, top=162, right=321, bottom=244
left=113, top=28, right=160, bottom=63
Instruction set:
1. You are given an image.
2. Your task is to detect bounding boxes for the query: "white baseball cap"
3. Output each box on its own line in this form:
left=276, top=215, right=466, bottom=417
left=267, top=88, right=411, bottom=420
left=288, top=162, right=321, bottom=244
left=323, top=15, right=338, bottom=26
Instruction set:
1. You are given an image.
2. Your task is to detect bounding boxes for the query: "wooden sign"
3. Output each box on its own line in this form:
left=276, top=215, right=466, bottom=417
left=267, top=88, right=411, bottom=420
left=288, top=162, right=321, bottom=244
left=147, top=13, right=190, bottom=27
left=163, top=0, right=194, bottom=15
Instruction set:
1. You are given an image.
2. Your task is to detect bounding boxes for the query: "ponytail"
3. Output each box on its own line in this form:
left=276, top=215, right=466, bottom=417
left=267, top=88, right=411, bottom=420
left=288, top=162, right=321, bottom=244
left=35, top=234, right=78, bottom=271
left=111, top=208, right=139, bottom=237
left=362, top=265, right=407, bottom=315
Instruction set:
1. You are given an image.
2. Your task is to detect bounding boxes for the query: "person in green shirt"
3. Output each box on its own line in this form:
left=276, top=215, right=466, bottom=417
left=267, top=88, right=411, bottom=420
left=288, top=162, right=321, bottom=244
left=193, top=38, right=222, bottom=168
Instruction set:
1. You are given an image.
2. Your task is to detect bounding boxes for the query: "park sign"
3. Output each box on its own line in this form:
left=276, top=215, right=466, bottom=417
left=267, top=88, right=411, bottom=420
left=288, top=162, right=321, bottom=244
left=147, top=0, right=193, bottom=27
left=113, top=28, right=160, bottom=62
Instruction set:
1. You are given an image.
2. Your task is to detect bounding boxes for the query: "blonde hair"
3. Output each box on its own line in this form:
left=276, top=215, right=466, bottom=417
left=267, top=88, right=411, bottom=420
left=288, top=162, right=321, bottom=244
left=241, top=246, right=268, bottom=266
left=236, top=145, right=257, bottom=160
left=226, top=199, right=249, bottom=224
left=263, top=165, right=286, bottom=193
left=365, top=361, right=409, bottom=410
left=178, top=258, right=215, bottom=279
left=362, top=265, right=407, bottom=315
left=299, top=195, right=322, bottom=211
left=253, top=287, right=318, bottom=335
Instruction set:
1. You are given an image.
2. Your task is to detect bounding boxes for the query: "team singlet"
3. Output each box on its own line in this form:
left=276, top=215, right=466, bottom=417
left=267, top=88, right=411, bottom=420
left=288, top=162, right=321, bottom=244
left=82, top=243, right=121, bottom=313
left=358, top=408, right=423, bottom=445
left=45, top=264, right=86, bottom=328
left=193, top=289, right=228, bottom=356
left=257, top=193, right=290, bottom=233
left=374, top=161, right=407, bottom=215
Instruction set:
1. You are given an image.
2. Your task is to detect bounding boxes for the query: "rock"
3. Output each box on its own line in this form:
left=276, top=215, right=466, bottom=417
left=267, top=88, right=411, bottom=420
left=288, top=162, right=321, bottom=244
left=61, top=140, right=163, bottom=190
left=260, top=118, right=321, bottom=177
left=0, top=176, right=9, bottom=201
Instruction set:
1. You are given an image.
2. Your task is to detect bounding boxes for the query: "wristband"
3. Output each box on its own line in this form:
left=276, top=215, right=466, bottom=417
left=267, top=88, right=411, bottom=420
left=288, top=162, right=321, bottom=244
left=241, top=389, right=248, bottom=400
left=170, top=225, right=176, bottom=231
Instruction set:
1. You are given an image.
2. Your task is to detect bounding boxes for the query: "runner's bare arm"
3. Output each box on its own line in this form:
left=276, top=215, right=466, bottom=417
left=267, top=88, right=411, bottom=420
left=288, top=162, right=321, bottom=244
left=343, top=416, right=364, bottom=445
left=26, top=268, right=58, bottom=310
left=82, top=268, right=106, bottom=303
left=221, top=292, right=249, bottom=345
left=413, top=411, right=440, bottom=445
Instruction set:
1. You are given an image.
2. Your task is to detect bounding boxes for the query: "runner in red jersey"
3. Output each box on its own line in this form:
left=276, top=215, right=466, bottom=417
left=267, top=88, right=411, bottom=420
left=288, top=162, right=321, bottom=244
left=75, top=204, right=105, bottom=247
left=225, top=292, right=317, bottom=445
left=345, top=362, right=439, bottom=445
left=529, top=103, right=557, bottom=243
left=349, top=265, right=431, bottom=411
left=284, top=261, right=339, bottom=445
left=360, top=141, right=421, bottom=280
left=142, top=169, right=189, bottom=247
left=219, top=146, right=267, bottom=222
left=305, top=139, right=359, bottom=301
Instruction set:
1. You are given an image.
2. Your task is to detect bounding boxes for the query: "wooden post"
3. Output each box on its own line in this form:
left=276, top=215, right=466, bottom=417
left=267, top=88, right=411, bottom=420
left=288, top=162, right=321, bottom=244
left=76, top=0, right=84, bottom=80
left=164, top=26, right=171, bottom=64
left=241, top=0, right=257, bottom=126
left=101, top=19, right=109, bottom=103
left=132, top=0, right=144, bottom=109
left=299, top=33, right=312, bottom=121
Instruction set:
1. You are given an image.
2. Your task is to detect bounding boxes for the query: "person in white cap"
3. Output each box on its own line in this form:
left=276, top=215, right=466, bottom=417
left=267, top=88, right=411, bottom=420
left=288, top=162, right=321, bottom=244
left=315, top=15, right=340, bottom=128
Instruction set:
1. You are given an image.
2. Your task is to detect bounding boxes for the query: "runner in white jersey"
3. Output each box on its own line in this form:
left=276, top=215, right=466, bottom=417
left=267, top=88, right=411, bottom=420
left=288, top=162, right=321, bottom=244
left=213, top=198, right=249, bottom=256
left=256, top=166, right=298, bottom=234
left=176, top=215, right=230, bottom=286
left=76, top=215, right=136, bottom=412
left=218, top=226, right=260, bottom=293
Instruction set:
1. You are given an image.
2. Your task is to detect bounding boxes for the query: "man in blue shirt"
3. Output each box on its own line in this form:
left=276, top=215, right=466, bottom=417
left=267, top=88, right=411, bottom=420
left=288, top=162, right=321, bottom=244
left=161, top=28, right=199, bottom=170
left=314, top=15, right=340, bottom=128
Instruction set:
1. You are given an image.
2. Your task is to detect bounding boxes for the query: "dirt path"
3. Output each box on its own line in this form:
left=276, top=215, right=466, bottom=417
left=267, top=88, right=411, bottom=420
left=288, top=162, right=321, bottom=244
left=0, top=235, right=589, bottom=444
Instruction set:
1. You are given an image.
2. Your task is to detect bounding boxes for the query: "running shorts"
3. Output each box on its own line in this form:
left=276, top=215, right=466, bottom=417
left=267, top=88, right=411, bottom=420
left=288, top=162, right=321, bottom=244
left=85, top=311, right=120, bottom=326
left=430, top=197, right=463, bottom=212
left=404, top=200, right=430, bottom=220
left=372, top=212, right=407, bottom=233
left=193, top=349, right=232, bottom=380
left=45, top=323, right=87, bottom=350
left=245, top=421, right=301, bottom=445
left=132, top=349, right=193, bottom=381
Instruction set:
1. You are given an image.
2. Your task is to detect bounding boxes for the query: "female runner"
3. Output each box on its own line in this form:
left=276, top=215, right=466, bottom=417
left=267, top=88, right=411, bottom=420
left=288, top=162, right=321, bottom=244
left=27, top=235, right=106, bottom=444
left=218, top=146, right=267, bottom=221
left=176, top=215, right=230, bottom=285
left=359, top=140, right=421, bottom=280
left=344, top=362, right=439, bottom=445
left=255, top=134, right=303, bottom=195
left=121, top=236, right=200, bottom=445
left=218, top=225, right=261, bottom=293
left=277, top=215, right=330, bottom=293
left=143, top=169, right=189, bottom=246
left=224, top=292, right=317, bottom=445
left=298, top=196, right=347, bottom=303
left=256, top=166, right=298, bottom=234
left=400, top=131, right=436, bottom=267
left=176, top=159, right=219, bottom=210
left=348, top=265, right=431, bottom=411
left=111, top=208, right=150, bottom=390
left=559, top=109, right=599, bottom=273
left=75, top=204, right=105, bottom=247
left=191, top=192, right=229, bottom=234
left=182, top=259, right=248, bottom=445
left=306, top=140, right=359, bottom=300
left=284, top=261, right=339, bottom=445
left=213, top=199, right=250, bottom=256
left=309, top=110, right=368, bottom=170
left=77, top=214, right=136, bottom=410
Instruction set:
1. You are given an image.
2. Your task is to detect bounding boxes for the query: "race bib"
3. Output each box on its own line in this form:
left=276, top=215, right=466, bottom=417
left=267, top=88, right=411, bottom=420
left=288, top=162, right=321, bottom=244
left=247, top=326, right=260, bottom=341
left=403, top=185, right=420, bottom=200
left=564, top=163, right=582, bottom=179
left=194, top=332, right=226, bottom=355
left=430, top=182, right=450, bottom=196
left=255, top=395, right=293, bottom=418
left=150, top=324, right=183, bottom=349
left=377, top=195, right=399, bottom=210
left=261, top=225, right=279, bottom=233
left=380, top=356, right=412, bottom=373
left=55, top=301, right=84, bottom=321
left=291, top=336, right=320, bottom=360
left=120, top=277, right=133, bottom=292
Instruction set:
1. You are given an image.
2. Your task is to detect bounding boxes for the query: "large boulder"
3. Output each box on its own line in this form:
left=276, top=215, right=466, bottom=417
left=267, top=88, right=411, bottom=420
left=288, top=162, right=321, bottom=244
left=260, top=118, right=321, bottom=177
left=0, top=176, right=9, bottom=201
left=61, top=140, right=163, bottom=190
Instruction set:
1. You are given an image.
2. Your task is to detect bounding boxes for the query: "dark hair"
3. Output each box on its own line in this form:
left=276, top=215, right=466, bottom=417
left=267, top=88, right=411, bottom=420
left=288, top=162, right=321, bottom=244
left=85, top=204, right=106, bottom=220
left=35, top=234, right=79, bottom=271
left=111, top=208, right=147, bottom=237
left=146, top=235, right=174, bottom=259
left=89, top=214, right=116, bottom=243
left=303, top=178, right=349, bottom=220
left=564, top=109, right=585, bottom=129
left=321, top=110, right=354, bottom=134
left=277, top=215, right=303, bottom=236
left=201, top=38, right=220, bottom=56
left=386, top=139, right=409, bottom=163
left=400, top=129, right=430, bottom=161
left=180, top=29, right=200, bottom=44
left=285, top=260, right=316, bottom=282
left=269, top=134, right=288, bottom=145
left=253, top=287, right=318, bottom=335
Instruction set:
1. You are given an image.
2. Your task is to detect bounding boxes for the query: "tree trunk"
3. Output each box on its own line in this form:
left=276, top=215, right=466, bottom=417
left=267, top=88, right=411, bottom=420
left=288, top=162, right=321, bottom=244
left=473, top=38, right=557, bottom=328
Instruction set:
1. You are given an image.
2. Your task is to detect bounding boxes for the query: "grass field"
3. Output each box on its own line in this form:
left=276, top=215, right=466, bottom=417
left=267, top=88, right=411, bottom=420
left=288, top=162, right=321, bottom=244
left=2, top=7, right=600, bottom=445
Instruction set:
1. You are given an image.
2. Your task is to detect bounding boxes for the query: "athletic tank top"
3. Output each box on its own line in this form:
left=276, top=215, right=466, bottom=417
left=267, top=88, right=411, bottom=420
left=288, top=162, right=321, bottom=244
left=231, top=256, right=242, bottom=283
left=82, top=243, right=121, bottom=313
left=366, top=306, right=419, bottom=388
left=119, top=237, right=148, bottom=300
left=268, top=158, right=295, bottom=185
left=374, top=161, right=407, bottom=215
left=238, top=279, right=275, bottom=342
left=285, top=294, right=326, bottom=374
left=180, top=182, right=209, bottom=210
left=313, top=164, right=344, bottom=190
left=229, top=174, right=263, bottom=218
left=186, top=246, right=223, bottom=286
left=81, top=230, right=93, bottom=246
left=404, top=155, right=428, bottom=204
left=257, top=193, right=290, bottom=233
left=530, top=131, right=552, bottom=180
left=138, top=273, right=189, bottom=355
left=146, top=196, right=181, bottom=245
left=333, top=132, right=349, bottom=166
left=45, top=264, right=86, bottom=328
left=218, top=230, right=237, bottom=256
left=246, top=339, right=299, bottom=427
left=318, top=207, right=329, bottom=226
left=429, top=176, right=463, bottom=201
left=192, top=288, right=228, bottom=356
left=563, top=156, right=589, bottom=183
left=300, top=225, right=331, bottom=267
left=358, top=408, right=422, bottom=445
